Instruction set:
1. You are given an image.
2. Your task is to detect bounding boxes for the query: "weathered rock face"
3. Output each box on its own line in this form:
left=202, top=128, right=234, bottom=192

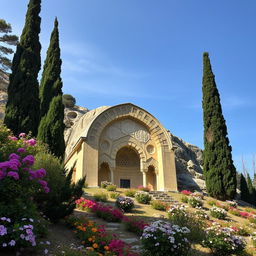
left=170, top=133, right=205, bottom=191
left=64, top=105, right=89, bottom=142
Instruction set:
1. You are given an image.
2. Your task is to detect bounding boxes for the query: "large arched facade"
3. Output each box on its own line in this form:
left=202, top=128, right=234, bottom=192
left=64, top=103, right=177, bottom=191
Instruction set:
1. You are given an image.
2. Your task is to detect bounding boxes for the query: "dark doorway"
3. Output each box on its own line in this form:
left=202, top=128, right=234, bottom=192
left=120, top=179, right=130, bottom=188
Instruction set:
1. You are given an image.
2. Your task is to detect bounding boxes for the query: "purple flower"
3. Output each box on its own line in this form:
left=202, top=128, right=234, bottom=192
left=44, top=249, right=48, bottom=255
left=35, top=168, right=46, bottom=178
left=20, top=234, right=25, bottom=239
left=0, top=225, right=7, bottom=236
left=8, top=159, right=21, bottom=170
left=9, top=153, right=20, bottom=160
left=9, top=240, right=15, bottom=246
left=19, top=133, right=26, bottom=138
left=22, top=155, right=35, bottom=166
left=7, top=171, right=19, bottom=180
left=44, top=186, right=50, bottom=193
left=38, top=180, right=48, bottom=187
left=17, top=148, right=26, bottom=153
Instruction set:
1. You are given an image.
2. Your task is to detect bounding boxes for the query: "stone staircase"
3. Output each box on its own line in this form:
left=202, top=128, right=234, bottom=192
left=148, top=191, right=177, bottom=203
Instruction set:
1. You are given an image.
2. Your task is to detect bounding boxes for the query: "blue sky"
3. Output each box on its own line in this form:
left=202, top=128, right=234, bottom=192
left=2, top=0, right=256, bottom=176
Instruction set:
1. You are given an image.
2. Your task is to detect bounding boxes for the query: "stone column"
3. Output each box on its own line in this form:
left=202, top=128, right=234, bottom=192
left=142, top=170, right=147, bottom=187
left=110, top=167, right=114, bottom=184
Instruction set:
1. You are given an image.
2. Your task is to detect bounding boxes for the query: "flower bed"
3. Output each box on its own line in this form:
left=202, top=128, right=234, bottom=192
left=123, top=217, right=149, bottom=236
left=180, top=190, right=192, bottom=195
left=188, top=197, right=203, bottom=208
left=202, top=224, right=246, bottom=255
left=75, top=197, right=96, bottom=211
left=66, top=216, right=136, bottom=256
left=140, top=220, right=191, bottom=256
left=150, top=200, right=168, bottom=211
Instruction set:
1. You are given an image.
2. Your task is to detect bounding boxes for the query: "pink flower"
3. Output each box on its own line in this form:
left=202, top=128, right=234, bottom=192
left=9, top=153, right=20, bottom=160
left=43, top=186, right=50, bottom=193
left=8, top=136, right=18, bottom=141
left=7, top=171, right=19, bottom=180
left=181, top=190, right=192, bottom=195
left=26, top=139, right=36, bottom=146
left=19, top=133, right=26, bottom=137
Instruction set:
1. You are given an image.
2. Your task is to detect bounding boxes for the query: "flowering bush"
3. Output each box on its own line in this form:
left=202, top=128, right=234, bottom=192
left=202, top=224, right=246, bottom=255
left=123, top=217, right=149, bottom=236
left=180, top=190, right=192, bottom=195
left=135, top=192, right=151, bottom=204
left=249, top=215, right=256, bottom=224
left=124, top=189, right=137, bottom=197
left=194, top=210, right=209, bottom=220
left=76, top=197, right=96, bottom=211
left=137, top=185, right=150, bottom=192
left=226, top=200, right=238, bottom=208
left=115, top=197, right=135, bottom=212
left=92, top=203, right=124, bottom=222
left=191, top=191, right=204, bottom=200
left=168, top=204, right=188, bottom=220
left=252, top=232, right=256, bottom=248
left=229, top=226, right=250, bottom=236
left=181, top=195, right=188, bottom=203
left=188, top=197, right=203, bottom=208
left=239, top=211, right=252, bottom=219
left=150, top=200, right=168, bottom=211
left=140, top=220, right=191, bottom=256
left=210, top=207, right=227, bottom=220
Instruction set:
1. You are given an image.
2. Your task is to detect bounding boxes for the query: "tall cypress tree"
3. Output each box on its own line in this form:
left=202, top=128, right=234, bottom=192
left=37, top=95, right=65, bottom=158
left=202, top=52, right=237, bottom=200
left=39, top=18, right=63, bottom=118
left=240, top=173, right=250, bottom=202
left=4, top=0, right=41, bottom=136
left=246, top=174, right=256, bottom=205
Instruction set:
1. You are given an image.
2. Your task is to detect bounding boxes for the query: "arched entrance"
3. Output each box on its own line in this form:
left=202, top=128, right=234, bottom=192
left=98, top=162, right=111, bottom=186
left=146, top=165, right=157, bottom=190
left=115, top=146, right=142, bottom=188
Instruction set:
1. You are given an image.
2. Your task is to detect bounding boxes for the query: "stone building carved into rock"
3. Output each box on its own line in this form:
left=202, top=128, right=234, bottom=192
left=64, top=103, right=177, bottom=191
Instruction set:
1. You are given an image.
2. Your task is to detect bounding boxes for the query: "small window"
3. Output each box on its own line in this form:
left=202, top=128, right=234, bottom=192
left=120, top=179, right=130, bottom=188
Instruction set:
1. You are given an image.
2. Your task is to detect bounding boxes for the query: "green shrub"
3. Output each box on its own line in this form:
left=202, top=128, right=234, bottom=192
left=207, top=199, right=217, bottom=206
left=93, top=192, right=108, bottom=202
left=106, top=184, right=117, bottom=191
left=188, top=197, right=203, bottom=208
left=150, top=200, right=167, bottom=211
left=62, top=94, right=76, bottom=108
left=33, top=152, right=85, bottom=223
left=100, top=181, right=112, bottom=188
left=228, top=208, right=240, bottom=216
left=124, top=189, right=136, bottom=197
left=181, top=195, right=188, bottom=203
left=135, top=192, right=151, bottom=204
left=110, top=192, right=120, bottom=199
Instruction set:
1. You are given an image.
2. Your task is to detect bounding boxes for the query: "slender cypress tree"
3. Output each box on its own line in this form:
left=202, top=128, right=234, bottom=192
left=37, top=95, right=65, bottom=158
left=246, top=174, right=256, bottom=205
left=39, top=18, right=63, bottom=118
left=202, top=52, right=237, bottom=200
left=240, top=173, right=250, bottom=202
left=4, top=0, right=41, bottom=136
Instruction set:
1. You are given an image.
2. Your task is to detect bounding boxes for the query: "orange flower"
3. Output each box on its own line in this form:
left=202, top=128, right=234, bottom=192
left=91, top=228, right=97, bottom=232
left=92, top=243, right=98, bottom=248
left=104, top=245, right=109, bottom=251
left=88, top=237, right=93, bottom=242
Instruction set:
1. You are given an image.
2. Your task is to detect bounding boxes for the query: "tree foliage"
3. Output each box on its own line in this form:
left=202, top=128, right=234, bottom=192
left=202, top=52, right=236, bottom=200
left=4, top=0, right=41, bottom=136
left=39, top=18, right=63, bottom=118
left=62, top=94, right=76, bottom=108
left=0, top=19, right=18, bottom=75
left=240, top=173, right=250, bottom=202
left=37, top=95, right=65, bottom=158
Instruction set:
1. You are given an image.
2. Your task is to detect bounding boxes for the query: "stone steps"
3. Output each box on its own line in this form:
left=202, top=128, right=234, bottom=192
left=148, top=191, right=177, bottom=203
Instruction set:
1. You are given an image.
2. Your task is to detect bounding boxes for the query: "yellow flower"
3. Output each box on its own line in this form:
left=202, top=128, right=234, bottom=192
left=88, top=237, right=93, bottom=242
left=91, top=228, right=97, bottom=232
left=92, top=243, right=98, bottom=248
